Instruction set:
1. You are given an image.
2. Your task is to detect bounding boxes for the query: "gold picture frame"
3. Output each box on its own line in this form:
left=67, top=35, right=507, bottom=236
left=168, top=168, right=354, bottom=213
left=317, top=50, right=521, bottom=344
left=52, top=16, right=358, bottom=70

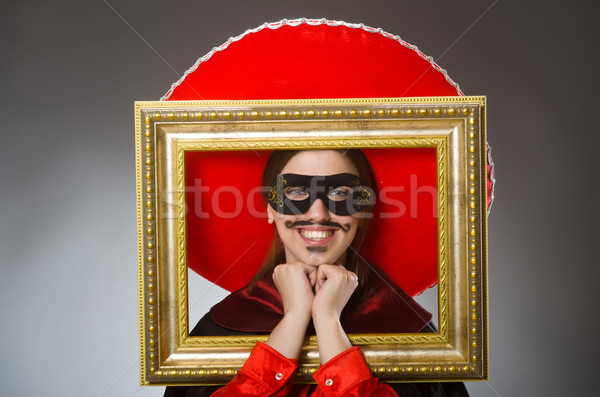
left=136, top=97, right=488, bottom=385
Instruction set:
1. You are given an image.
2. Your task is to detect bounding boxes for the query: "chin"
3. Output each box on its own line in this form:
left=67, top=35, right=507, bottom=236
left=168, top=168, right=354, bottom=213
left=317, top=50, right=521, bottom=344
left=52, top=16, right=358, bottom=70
left=301, top=250, right=345, bottom=266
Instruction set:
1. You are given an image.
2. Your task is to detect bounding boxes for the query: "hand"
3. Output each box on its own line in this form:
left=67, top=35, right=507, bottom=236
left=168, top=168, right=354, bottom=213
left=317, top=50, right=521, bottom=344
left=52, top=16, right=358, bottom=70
left=312, top=264, right=358, bottom=321
left=311, top=264, right=358, bottom=363
left=272, top=262, right=317, bottom=323
left=267, top=262, right=316, bottom=359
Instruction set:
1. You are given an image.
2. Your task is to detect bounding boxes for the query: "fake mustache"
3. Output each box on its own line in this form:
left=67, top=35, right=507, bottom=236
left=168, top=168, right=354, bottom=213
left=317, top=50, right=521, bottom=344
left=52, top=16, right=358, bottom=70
left=284, top=220, right=351, bottom=233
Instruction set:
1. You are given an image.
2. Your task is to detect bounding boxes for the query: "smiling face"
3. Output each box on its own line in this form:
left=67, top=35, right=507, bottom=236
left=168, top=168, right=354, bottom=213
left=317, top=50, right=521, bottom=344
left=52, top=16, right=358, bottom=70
left=266, top=150, right=362, bottom=267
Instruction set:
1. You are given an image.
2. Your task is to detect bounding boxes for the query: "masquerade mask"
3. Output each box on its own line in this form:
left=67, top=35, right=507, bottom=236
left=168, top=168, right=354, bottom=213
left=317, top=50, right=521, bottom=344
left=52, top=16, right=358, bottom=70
left=267, top=173, right=374, bottom=216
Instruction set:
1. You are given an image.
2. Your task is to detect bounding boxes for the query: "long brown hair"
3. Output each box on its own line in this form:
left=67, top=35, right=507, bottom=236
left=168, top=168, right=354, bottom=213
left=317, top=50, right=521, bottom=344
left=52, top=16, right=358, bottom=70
left=251, top=149, right=377, bottom=305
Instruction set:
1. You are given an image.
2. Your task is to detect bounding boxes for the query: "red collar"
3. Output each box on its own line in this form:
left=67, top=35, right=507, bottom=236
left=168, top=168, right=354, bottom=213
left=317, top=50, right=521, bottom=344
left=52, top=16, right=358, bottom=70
left=210, top=267, right=432, bottom=333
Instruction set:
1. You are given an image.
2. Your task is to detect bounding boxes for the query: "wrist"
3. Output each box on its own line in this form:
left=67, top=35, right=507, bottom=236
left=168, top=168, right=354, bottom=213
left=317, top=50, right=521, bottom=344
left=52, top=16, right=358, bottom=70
left=312, top=311, right=341, bottom=329
left=283, top=310, right=312, bottom=327
left=312, top=305, right=340, bottom=321
left=312, top=315, right=352, bottom=364
left=266, top=311, right=311, bottom=360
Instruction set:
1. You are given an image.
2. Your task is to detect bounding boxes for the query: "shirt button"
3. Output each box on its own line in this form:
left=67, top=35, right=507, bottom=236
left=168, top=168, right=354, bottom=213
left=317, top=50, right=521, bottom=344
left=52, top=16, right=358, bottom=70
left=275, top=372, right=283, bottom=381
left=325, top=379, right=333, bottom=387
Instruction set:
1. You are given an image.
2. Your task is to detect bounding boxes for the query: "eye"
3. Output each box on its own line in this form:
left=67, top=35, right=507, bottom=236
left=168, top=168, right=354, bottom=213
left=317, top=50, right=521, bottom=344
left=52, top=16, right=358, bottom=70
left=283, top=186, right=309, bottom=200
left=327, top=187, right=351, bottom=201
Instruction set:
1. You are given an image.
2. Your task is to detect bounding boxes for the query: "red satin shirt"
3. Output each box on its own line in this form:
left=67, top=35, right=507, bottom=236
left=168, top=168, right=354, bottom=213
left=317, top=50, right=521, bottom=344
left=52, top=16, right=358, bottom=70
left=211, top=342, right=397, bottom=397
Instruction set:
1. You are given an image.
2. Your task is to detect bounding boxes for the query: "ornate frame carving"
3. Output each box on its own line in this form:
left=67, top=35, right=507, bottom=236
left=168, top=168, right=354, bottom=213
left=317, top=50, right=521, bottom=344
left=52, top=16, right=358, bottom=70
left=136, top=97, right=488, bottom=385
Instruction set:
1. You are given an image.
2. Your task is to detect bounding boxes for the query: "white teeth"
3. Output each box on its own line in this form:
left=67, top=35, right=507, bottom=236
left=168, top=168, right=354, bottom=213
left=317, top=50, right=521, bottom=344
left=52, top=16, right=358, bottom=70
left=300, top=230, right=333, bottom=240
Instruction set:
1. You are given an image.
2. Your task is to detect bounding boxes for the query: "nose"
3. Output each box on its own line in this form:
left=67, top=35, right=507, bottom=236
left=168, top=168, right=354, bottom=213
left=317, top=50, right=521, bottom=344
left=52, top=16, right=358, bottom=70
left=304, top=198, right=330, bottom=222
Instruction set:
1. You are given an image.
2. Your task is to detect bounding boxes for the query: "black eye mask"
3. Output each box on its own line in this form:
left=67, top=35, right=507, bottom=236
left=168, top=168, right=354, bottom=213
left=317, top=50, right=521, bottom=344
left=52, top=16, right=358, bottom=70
left=267, top=173, right=374, bottom=215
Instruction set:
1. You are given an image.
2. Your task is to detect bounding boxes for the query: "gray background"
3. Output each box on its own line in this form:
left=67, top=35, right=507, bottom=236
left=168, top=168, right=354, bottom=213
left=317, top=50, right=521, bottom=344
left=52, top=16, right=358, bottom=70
left=1, top=1, right=598, bottom=396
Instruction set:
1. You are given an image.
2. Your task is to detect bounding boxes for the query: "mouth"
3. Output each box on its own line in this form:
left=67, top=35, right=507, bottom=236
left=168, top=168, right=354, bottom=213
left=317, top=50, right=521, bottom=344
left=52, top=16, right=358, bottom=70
left=297, top=228, right=337, bottom=246
left=300, top=229, right=334, bottom=240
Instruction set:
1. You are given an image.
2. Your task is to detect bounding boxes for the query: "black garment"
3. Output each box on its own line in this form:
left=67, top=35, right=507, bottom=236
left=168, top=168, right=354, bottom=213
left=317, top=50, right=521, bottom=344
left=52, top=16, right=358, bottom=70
left=164, top=313, right=469, bottom=397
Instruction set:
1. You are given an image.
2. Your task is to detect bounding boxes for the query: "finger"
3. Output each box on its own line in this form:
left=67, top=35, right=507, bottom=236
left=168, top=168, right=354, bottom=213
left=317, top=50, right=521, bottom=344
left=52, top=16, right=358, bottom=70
left=316, top=267, right=328, bottom=289
left=319, top=266, right=358, bottom=291
left=308, top=269, right=317, bottom=288
left=316, top=264, right=343, bottom=282
left=347, top=271, right=358, bottom=283
left=272, top=264, right=283, bottom=281
left=301, top=263, right=318, bottom=278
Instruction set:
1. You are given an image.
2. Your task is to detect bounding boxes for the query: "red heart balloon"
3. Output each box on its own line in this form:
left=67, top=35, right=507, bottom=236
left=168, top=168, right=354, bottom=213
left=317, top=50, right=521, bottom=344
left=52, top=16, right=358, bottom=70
left=166, top=19, right=494, bottom=296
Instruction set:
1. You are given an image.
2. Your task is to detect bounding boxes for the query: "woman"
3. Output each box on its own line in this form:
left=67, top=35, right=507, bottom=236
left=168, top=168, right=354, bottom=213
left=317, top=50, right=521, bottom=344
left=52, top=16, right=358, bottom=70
left=165, top=149, right=469, bottom=396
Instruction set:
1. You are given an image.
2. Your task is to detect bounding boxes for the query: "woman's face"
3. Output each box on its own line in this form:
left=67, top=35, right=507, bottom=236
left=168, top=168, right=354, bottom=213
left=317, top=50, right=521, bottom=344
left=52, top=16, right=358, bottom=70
left=267, top=150, right=361, bottom=267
